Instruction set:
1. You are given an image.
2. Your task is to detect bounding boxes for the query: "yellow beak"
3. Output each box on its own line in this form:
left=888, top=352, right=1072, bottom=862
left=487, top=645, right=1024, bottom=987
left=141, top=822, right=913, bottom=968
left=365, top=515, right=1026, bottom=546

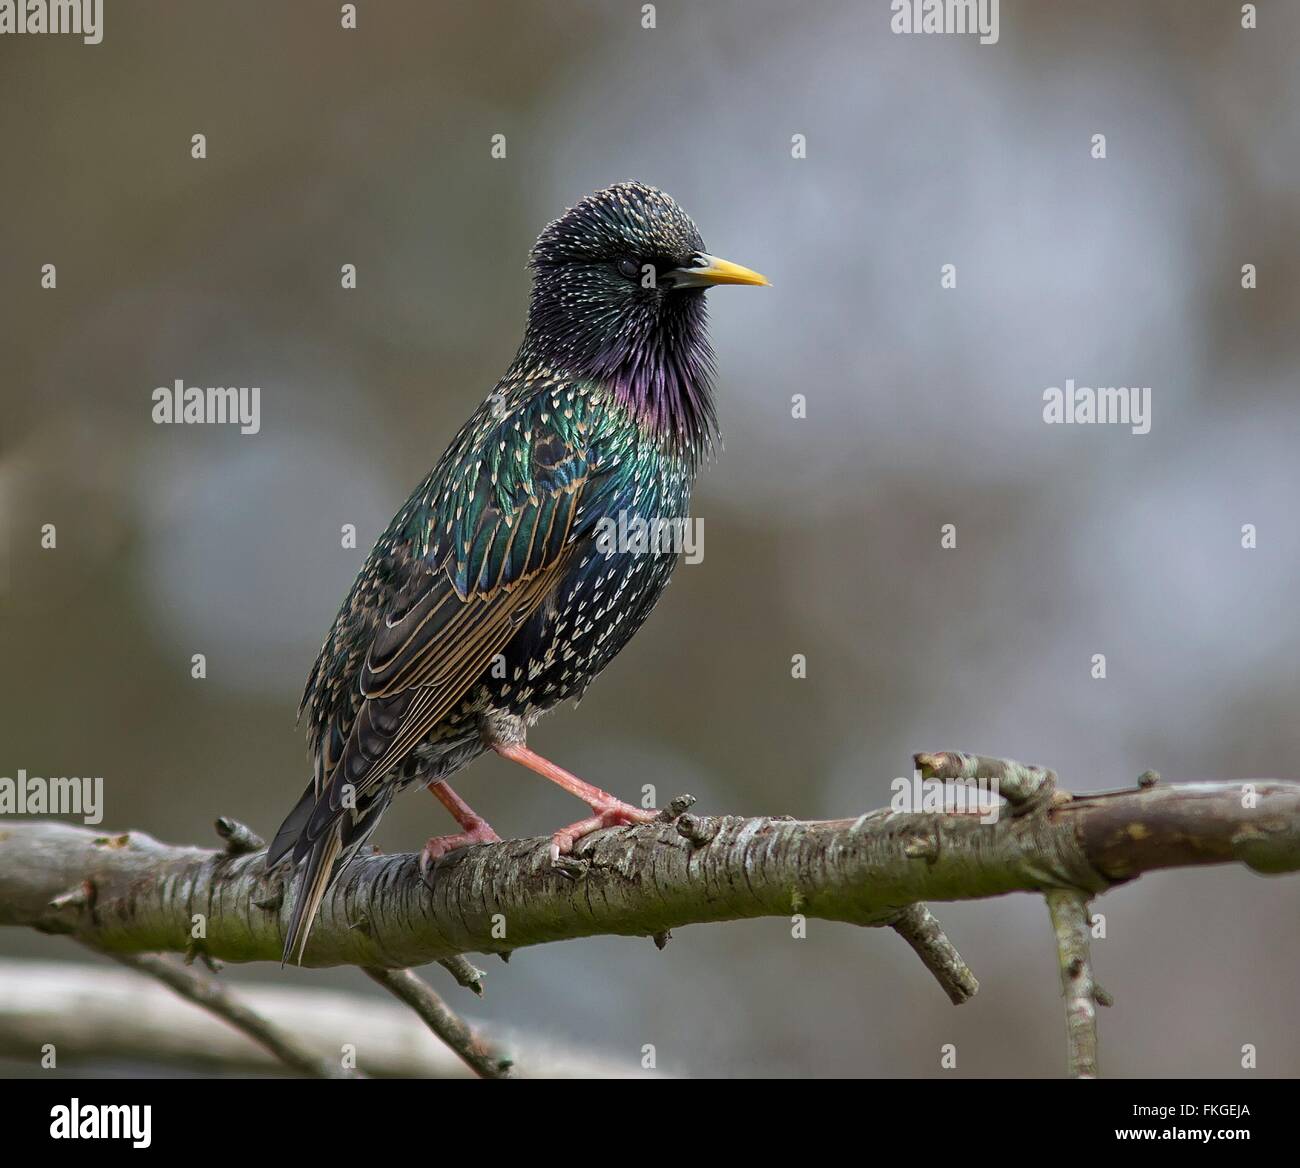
left=667, top=252, right=770, bottom=289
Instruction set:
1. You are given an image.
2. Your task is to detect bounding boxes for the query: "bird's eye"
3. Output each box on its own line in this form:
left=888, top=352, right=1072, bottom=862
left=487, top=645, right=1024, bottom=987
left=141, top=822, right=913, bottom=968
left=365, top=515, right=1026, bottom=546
left=616, top=257, right=641, bottom=280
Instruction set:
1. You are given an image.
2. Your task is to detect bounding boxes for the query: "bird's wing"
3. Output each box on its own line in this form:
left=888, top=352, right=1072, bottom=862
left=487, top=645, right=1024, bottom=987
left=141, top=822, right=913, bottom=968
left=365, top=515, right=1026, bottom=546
left=296, top=404, right=598, bottom=852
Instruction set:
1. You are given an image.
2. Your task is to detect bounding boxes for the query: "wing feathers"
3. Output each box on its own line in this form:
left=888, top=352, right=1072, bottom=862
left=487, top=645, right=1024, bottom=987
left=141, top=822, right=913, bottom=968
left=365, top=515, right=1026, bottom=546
left=277, top=398, right=599, bottom=963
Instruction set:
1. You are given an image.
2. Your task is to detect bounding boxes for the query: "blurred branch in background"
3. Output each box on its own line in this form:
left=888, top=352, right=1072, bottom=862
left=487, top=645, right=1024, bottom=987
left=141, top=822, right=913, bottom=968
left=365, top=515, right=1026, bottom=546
left=0, top=959, right=633, bottom=1078
left=94, top=947, right=354, bottom=1079
left=1, top=753, right=1297, bottom=1078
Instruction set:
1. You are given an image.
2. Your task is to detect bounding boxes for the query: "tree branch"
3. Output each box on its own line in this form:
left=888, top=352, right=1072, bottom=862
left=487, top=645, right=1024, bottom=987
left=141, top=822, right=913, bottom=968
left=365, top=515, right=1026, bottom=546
left=2, top=769, right=1297, bottom=978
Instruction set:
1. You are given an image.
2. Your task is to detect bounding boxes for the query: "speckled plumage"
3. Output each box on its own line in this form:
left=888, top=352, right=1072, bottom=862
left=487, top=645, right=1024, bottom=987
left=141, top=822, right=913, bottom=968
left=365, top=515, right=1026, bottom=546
left=268, top=182, right=763, bottom=963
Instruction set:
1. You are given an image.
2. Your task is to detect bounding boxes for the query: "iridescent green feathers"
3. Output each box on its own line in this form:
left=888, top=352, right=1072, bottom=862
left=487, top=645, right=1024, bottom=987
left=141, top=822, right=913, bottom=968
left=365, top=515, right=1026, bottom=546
left=294, top=374, right=668, bottom=794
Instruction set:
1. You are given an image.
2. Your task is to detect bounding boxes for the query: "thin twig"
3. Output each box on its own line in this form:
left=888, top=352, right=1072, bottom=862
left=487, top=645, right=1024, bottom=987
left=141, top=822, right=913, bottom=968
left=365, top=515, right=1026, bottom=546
left=914, top=751, right=1058, bottom=812
left=94, top=947, right=353, bottom=1078
left=890, top=903, right=979, bottom=1005
left=363, top=966, right=512, bottom=1079
left=437, top=954, right=486, bottom=996
left=1044, top=889, right=1099, bottom=1079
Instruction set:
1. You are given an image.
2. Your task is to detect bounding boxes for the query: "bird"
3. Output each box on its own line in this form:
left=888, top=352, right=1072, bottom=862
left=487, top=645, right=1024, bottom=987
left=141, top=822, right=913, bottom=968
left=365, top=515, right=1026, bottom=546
left=267, top=181, right=768, bottom=964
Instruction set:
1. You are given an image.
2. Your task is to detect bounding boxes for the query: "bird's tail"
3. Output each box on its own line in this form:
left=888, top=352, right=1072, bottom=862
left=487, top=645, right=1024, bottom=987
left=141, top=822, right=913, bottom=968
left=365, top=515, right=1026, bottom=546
left=266, top=781, right=316, bottom=871
left=281, top=828, right=342, bottom=967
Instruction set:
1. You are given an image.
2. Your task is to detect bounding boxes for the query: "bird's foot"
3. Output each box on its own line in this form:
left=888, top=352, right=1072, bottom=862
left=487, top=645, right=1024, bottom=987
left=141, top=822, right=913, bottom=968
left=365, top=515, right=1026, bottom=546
left=549, top=798, right=659, bottom=863
left=418, top=820, right=502, bottom=885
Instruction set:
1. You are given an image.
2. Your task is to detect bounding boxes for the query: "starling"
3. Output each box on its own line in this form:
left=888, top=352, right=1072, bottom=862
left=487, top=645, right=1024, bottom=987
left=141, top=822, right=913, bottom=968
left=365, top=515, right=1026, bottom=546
left=267, top=181, right=767, bottom=963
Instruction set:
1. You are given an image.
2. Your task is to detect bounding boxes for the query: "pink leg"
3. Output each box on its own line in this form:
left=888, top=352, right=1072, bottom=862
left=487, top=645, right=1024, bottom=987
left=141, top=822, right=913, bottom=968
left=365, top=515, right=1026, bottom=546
left=418, top=780, right=502, bottom=881
left=492, top=742, right=658, bottom=861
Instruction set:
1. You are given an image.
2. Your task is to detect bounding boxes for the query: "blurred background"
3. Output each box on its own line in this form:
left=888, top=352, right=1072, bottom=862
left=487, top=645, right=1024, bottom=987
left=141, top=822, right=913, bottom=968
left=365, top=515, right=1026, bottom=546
left=3, top=0, right=1299, bottom=1077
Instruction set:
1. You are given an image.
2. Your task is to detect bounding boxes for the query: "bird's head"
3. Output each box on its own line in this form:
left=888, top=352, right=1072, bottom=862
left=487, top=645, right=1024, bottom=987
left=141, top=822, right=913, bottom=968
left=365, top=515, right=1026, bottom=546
left=524, top=181, right=767, bottom=460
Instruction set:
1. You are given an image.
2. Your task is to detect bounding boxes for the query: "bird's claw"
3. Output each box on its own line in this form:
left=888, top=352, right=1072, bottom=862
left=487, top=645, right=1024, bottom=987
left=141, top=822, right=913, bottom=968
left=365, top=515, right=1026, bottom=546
left=418, top=822, right=502, bottom=887
left=547, top=800, right=661, bottom=866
